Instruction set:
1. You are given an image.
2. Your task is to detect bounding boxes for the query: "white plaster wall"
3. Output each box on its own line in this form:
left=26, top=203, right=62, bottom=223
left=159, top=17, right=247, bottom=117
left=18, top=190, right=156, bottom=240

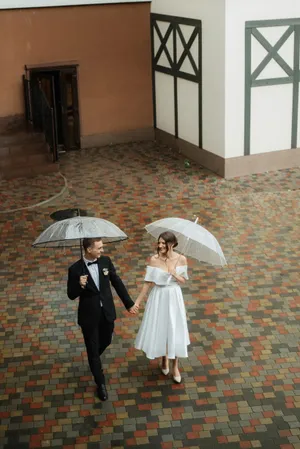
left=151, top=0, right=226, bottom=157
left=225, top=0, right=300, bottom=158
left=0, top=0, right=149, bottom=8
left=155, top=72, right=175, bottom=136
left=251, top=85, right=293, bottom=153
left=178, top=79, right=199, bottom=146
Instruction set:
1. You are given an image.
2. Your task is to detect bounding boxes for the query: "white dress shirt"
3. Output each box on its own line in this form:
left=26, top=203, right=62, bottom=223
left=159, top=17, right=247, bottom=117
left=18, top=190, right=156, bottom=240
left=83, top=257, right=100, bottom=291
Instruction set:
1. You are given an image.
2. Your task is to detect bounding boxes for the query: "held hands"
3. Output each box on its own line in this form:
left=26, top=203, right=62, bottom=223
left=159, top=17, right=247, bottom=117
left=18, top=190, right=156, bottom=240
left=128, top=301, right=140, bottom=315
left=80, top=275, right=88, bottom=289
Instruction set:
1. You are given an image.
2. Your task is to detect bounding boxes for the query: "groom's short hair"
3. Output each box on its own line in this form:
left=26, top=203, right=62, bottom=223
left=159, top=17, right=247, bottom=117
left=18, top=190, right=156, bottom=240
left=83, top=238, right=102, bottom=251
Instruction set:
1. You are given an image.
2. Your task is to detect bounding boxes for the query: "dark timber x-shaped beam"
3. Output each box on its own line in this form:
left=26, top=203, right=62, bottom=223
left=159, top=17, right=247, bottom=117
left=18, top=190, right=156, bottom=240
left=176, top=26, right=199, bottom=75
left=151, top=13, right=203, bottom=148
left=251, top=26, right=294, bottom=81
left=154, top=21, right=174, bottom=68
left=244, top=19, right=300, bottom=156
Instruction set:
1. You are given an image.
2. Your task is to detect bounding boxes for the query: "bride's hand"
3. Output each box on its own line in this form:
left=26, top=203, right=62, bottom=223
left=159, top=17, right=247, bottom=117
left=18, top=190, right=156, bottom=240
left=130, top=302, right=140, bottom=314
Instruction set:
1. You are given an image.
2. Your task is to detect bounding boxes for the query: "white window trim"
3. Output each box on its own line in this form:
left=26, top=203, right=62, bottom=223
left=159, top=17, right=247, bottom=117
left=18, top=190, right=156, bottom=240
left=0, top=0, right=151, bottom=10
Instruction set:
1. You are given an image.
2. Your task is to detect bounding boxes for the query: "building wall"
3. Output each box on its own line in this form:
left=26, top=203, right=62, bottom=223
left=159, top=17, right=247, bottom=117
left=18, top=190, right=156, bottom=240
left=225, top=0, right=300, bottom=158
left=0, top=0, right=149, bottom=7
left=0, top=2, right=153, bottom=140
left=150, top=0, right=300, bottom=177
left=151, top=0, right=226, bottom=158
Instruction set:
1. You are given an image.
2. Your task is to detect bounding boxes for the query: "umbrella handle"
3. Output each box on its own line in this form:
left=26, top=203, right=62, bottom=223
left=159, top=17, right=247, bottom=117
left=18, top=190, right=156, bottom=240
left=174, top=216, right=199, bottom=267
left=77, top=208, right=84, bottom=259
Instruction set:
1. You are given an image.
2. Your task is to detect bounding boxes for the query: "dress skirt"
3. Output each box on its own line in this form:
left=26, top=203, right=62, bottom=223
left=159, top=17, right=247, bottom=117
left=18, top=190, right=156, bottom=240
left=134, top=283, right=190, bottom=359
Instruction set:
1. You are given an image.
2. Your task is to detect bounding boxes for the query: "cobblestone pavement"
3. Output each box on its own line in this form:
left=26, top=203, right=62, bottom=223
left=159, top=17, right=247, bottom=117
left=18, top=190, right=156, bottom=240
left=0, top=141, right=300, bottom=449
left=0, top=172, right=65, bottom=212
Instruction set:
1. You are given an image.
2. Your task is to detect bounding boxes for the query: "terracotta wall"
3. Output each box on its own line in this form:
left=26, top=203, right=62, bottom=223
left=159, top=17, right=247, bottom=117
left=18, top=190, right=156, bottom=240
left=0, top=3, right=153, bottom=137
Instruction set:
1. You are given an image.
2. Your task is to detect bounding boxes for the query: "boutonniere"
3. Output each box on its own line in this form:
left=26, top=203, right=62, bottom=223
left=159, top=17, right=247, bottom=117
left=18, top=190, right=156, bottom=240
left=102, top=268, right=109, bottom=276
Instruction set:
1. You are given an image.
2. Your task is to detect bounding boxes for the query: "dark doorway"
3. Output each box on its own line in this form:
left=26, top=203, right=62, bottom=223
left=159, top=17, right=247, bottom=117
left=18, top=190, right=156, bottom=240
left=24, top=64, right=81, bottom=156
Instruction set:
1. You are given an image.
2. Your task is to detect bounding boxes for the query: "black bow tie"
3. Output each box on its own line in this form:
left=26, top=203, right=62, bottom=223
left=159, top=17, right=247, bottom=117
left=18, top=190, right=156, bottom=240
left=87, top=260, right=98, bottom=266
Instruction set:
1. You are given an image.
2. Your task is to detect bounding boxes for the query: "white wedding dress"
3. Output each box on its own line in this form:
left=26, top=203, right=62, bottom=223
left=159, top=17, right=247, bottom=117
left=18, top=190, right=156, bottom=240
left=134, top=265, right=190, bottom=359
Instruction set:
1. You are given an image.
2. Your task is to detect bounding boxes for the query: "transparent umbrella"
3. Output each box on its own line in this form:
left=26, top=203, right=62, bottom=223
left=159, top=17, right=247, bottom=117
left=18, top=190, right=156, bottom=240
left=145, top=217, right=227, bottom=266
left=32, top=216, right=128, bottom=256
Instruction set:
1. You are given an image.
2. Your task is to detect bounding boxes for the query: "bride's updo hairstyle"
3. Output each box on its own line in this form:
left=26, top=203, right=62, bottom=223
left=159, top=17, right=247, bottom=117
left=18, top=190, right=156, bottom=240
left=157, top=231, right=178, bottom=254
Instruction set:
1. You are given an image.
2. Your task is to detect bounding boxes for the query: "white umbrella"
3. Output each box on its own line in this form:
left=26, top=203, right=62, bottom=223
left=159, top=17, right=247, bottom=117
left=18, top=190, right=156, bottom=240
left=145, top=217, right=227, bottom=266
left=32, top=216, right=128, bottom=248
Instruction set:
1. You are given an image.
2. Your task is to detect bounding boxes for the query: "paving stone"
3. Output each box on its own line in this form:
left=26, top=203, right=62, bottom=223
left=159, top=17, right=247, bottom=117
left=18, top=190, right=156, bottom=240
left=1, top=142, right=300, bottom=449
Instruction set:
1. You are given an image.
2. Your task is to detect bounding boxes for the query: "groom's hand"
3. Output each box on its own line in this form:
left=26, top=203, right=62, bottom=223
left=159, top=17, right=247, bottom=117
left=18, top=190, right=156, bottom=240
left=128, top=304, right=139, bottom=314
left=79, top=275, right=88, bottom=289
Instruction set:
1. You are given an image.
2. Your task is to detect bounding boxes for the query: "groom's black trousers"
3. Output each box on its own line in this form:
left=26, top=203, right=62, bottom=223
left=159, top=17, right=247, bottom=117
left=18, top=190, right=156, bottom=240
left=81, top=308, right=114, bottom=387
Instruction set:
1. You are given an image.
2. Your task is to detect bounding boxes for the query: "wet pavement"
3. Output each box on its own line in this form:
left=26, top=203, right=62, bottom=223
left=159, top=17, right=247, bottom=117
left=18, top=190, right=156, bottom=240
left=0, top=141, right=300, bottom=449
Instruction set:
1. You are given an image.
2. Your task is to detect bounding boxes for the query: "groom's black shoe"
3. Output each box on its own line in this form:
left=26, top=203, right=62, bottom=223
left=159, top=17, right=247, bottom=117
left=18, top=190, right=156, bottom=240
left=97, top=384, right=108, bottom=401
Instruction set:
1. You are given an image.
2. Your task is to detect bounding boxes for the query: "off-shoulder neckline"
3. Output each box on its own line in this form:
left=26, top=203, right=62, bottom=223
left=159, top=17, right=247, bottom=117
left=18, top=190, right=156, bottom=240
left=146, top=265, right=187, bottom=274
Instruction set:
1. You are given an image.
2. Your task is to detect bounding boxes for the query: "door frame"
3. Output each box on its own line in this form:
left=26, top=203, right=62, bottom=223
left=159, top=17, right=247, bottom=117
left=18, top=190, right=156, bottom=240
left=24, top=63, right=81, bottom=151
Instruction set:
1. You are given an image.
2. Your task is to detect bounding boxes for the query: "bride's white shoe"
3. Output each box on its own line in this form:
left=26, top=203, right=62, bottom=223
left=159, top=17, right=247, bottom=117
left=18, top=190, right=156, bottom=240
left=160, top=357, right=169, bottom=375
left=173, top=374, right=182, bottom=384
left=172, top=363, right=181, bottom=383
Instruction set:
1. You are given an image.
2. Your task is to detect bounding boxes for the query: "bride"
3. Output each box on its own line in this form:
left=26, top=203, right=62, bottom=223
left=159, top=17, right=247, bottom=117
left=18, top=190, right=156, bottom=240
left=132, top=231, right=190, bottom=383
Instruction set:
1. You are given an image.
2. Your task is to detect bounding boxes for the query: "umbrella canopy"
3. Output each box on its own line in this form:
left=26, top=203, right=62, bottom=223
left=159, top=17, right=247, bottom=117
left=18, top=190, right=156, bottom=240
left=145, top=217, right=227, bottom=266
left=32, top=216, right=128, bottom=248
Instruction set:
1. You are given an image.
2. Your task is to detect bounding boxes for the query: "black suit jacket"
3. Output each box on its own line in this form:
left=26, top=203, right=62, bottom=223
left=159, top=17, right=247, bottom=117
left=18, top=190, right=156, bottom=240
left=67, top=255, right=134, bottom=329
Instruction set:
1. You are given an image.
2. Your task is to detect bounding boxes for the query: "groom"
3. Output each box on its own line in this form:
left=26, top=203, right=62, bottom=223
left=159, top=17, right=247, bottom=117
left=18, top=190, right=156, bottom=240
left=67, top=238, right=135, bottom=401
